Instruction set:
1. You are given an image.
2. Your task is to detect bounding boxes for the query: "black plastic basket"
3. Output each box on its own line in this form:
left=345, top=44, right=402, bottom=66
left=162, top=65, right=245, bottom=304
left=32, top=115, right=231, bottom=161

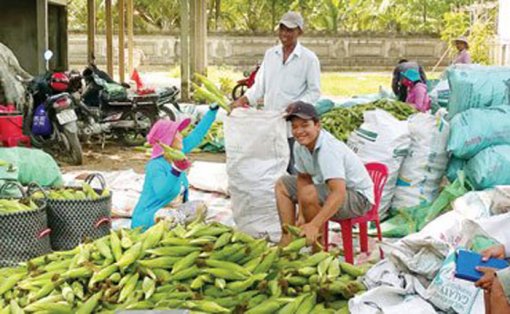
left=0, top=181, right=51, bottom=267
left=44, top=173, right=112, bottom=251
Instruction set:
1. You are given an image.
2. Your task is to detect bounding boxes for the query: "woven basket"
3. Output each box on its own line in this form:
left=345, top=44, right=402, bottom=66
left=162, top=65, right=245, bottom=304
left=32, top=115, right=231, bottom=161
left=0, top=181, right=51, bottom=267
left=44, top=173, right=112, bottom=251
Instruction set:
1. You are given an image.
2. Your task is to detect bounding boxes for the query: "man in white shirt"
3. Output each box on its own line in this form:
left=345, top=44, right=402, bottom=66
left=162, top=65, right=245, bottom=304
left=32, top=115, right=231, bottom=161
left=232, top=11, right=321, bottom=173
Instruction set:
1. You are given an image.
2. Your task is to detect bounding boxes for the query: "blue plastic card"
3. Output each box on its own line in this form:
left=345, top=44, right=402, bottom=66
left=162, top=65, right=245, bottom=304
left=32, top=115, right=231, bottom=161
left=455, top=249, right=509, bottom=282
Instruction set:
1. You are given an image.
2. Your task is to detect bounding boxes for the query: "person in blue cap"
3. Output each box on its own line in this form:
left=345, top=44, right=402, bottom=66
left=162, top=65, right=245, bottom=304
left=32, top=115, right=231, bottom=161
left=400, top=68, right=431, bottom=112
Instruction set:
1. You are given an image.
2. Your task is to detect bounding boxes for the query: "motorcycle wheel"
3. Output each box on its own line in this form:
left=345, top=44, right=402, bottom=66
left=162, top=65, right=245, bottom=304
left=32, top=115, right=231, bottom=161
left=158, top=105, right=177, bottom=121
left=118, top=110, right=157, bottom=146
left=232, top=83, right=248, bottom=101
left=61, top=128, right=83, bottom=165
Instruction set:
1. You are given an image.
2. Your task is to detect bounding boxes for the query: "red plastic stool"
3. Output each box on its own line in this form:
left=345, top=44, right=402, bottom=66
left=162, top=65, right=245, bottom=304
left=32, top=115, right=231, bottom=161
left=323, top=162, right=388, bottom=264
left=2, top=135, right=31, bottom=147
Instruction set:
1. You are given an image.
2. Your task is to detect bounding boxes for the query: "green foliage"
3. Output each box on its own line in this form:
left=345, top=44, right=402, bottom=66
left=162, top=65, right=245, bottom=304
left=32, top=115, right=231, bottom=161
left=440, top=9, right=496, bottom=65
left=440, top=12, right=470, bottom=52
left=469, top=20, right=495, bottom=65
left=68, top=0, right=484, bottom=35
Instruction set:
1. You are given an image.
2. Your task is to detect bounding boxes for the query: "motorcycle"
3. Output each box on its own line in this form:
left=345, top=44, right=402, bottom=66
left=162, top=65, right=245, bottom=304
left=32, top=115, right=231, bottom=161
left=76, top=62, right=169, bottom=146
left=232, top=63, right=260, bottom=100
left=22, top=50, right=83, bottom=165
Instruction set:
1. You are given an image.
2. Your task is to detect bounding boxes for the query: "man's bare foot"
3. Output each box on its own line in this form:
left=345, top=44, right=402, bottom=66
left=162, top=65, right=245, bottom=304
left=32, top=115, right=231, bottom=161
left=278, top=233, right=293, bottom=247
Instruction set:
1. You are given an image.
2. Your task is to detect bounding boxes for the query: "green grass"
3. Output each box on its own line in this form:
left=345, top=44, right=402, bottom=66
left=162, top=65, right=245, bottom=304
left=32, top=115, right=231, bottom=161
left=168, top=66, right=442, bottom=98
left=321, top=72, right=392, bottom=97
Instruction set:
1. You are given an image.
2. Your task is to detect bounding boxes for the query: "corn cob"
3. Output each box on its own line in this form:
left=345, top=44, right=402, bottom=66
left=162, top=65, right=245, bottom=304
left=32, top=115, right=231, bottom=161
left=157, top=141, right=186, bottom=161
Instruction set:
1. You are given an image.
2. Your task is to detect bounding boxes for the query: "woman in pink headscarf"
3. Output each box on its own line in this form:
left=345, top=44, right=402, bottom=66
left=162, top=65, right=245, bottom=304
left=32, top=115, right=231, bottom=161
left=131, top=103, right=219, bottom=230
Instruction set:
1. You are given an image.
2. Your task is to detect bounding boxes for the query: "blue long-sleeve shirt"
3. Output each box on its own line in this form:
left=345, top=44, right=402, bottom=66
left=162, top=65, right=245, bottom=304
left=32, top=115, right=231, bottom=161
left=131, top=108, right=218, bottom=230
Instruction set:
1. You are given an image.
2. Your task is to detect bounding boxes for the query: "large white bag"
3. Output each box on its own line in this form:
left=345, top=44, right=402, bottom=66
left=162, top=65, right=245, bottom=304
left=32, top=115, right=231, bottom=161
left=426, top=250, right=481, bottom=314
left=225, top=109, right=289, bottom=241
left=391, top=109, right=450, bottom=210
left=347, top=109, right=411, bottom=218
left=188, top=161, right=229, bottom=195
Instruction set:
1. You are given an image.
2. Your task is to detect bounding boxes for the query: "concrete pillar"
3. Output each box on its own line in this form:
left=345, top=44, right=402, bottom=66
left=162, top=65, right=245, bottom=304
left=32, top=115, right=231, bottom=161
left=86, top=0, right=95, bottom=63
left=192, top=0, right=207, bottom=76
left=36, top=0, right=48, bottom=73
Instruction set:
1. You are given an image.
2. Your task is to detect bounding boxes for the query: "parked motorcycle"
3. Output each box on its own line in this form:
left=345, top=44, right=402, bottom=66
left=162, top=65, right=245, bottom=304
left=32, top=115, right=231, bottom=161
left=22, top=50, right=83, bottom=165
left=232, top=63, right=260, bottom=100
left=76, top=63, right=164, bottom=146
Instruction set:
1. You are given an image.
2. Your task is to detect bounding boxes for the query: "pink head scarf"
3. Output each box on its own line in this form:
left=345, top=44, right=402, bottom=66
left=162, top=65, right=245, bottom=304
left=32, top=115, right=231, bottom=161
left=146, top=118, right=191, bottom=159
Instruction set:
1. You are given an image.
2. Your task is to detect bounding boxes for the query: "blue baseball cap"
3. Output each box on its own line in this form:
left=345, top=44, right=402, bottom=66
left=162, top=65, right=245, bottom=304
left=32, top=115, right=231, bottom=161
left=401, top=69, right=421, bottom=82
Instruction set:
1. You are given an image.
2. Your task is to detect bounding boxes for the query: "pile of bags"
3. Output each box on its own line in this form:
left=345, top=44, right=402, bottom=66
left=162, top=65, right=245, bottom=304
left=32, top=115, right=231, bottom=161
left=446, top=65, right=510, bottom=190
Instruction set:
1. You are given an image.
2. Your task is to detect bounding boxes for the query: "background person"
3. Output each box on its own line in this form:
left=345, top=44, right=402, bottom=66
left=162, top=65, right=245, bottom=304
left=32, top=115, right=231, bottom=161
left=232, top=11, right=321, bottom=173
left=391, top=59, right=427, bottom=102
left=453, top=36, right=472, bottom=64
left=400, top=69, right=431, bottom=112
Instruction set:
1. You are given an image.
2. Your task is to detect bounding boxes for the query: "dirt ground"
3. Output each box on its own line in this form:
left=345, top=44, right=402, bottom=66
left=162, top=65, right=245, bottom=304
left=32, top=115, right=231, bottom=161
left=60, top=142, right=226, bottom=174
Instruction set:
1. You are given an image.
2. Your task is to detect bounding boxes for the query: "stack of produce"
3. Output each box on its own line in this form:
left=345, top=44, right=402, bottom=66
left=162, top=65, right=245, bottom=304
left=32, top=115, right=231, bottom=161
left=321, top=99, right=417, bottom=142
left=193, top=73, right=231, bottom=113
left=0, top=217, right=368, bottom=313
left=0, top=198, right=38, bottom=214
left=198, top=121, right=224, bottom=153
left=135, top=122, right=225, bottom=155
left=31, top=182, right=110, bottom=201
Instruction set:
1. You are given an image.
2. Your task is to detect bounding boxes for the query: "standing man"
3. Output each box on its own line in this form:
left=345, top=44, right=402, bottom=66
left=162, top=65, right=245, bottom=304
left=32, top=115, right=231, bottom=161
left=391, top=59, right=427, bottom=102
left=453, top=36, right=472, bottom=64
left=232, top=11, right=321, bottom=173
left=275, top=101, right=374, bottom=247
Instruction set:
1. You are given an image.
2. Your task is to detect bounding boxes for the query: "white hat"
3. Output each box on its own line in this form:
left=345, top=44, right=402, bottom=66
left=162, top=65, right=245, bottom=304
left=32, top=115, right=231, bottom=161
left=278, top=11, right=304, bottom=30
left=454, top=36, right=469, bottom=48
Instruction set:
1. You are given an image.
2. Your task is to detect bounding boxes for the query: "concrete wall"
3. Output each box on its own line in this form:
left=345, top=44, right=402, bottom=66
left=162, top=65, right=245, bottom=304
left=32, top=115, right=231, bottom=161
left=0, top=0, right=68, bottom=74
left=0, top=0, right=39, bottom=74
left=69, top=33, right=449, bottom=71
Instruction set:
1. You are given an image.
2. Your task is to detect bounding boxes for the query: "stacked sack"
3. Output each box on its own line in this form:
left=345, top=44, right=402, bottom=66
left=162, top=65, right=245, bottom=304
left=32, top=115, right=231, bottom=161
left=347, top=109, right=411, bottom=219
left=446, top=65, right=510, bottom=189
left=391, top=109, right=450, bottom=210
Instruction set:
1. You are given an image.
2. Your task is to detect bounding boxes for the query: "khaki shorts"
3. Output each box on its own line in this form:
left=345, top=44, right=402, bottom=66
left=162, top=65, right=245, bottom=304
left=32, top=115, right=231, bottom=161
left=280, top=175, right=372, bottom=219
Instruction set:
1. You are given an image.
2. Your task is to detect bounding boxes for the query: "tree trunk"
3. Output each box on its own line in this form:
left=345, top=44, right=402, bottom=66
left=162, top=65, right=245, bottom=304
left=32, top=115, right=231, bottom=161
left=215, top=0, right=221, bottom=30
left=271, top=0, right=276, bottom=30
left=423, top=1, right=427, bottom=24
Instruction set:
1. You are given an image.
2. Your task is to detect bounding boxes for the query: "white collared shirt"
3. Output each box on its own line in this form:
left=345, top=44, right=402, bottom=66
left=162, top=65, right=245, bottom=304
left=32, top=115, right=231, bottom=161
left=244, top=42, right=321, bottom=113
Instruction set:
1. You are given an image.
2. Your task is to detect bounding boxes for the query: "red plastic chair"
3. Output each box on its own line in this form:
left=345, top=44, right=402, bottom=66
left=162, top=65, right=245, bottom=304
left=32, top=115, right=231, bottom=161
left=323, top=162, right=388, bottom=264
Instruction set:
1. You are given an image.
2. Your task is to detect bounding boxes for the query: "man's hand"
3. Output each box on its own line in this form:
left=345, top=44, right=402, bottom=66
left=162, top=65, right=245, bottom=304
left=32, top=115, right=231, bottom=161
left=300, top=223, right=320, bottom=245
left=481, top=244, right=506, bottom=261
left=475, top=266, right=498, bottom=290
left=296, top=213, right=306, bottom=227
left=231, top=96, right=250, bottom=109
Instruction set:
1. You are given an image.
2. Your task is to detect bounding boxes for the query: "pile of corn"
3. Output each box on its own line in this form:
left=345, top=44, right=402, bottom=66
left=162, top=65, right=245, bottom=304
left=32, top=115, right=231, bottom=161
left=192, top=73, right=231, bottom=113
left=0, top=216, right=367, bottom=313
left=0, top=199, right=38, bottom=214
left=321, top=99, right=417, bottom=142
left=0, top=160, right=16, bottom=173
left=199, top=121, right=224, bottom=153
left=31, top=183, right=110, bottom=201
left=135, top=122, right=225, bottom=156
